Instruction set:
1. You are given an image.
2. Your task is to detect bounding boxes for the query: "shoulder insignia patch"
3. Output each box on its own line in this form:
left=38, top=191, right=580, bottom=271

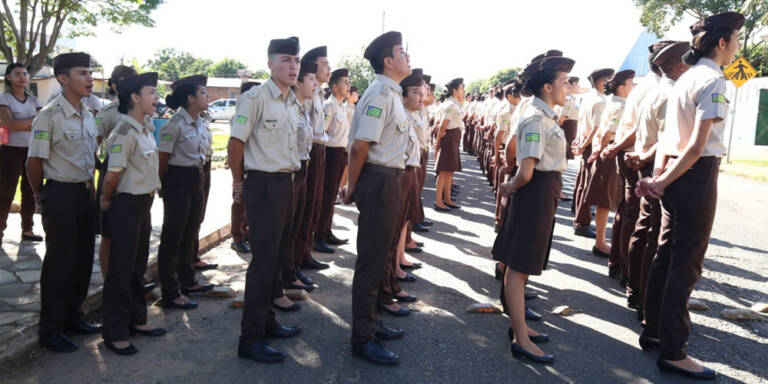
left=234, top=115, right=247, bottom=124
left=525, top=132, right=540, bottom=143
left=109, top=144, right=122, bottom=153
left=33, top=130, right=50, bottom=140
left=366, top=106, right=383, bottom=119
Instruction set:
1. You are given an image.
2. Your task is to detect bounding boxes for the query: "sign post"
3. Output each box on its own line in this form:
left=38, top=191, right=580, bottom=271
left=723, top=57, right=757, bottom=163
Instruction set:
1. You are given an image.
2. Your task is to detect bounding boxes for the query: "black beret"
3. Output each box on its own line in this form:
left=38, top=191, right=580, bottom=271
left=429, top=83, right=436, bottom=91
left=648, top=40, right=676, bottom=54
left=329, top=68, right=349, bottom=83
left=653, top=41, right=691, bottom=66
left=609, top=69, right=635, bottom=86
left=422, top=74, right=431, bottom=84
left=240, top=81, right=261, bottom=94
left=445, top=78, right=463, bottom=89
left=363, top=31, right=402, bottom=63
left=400, top=72, right=424, bottom=89
left=171, top=75, right=207, bottom=91
left=53, top=52, right=91, bottom=70
left=110, top=65, right=137, bottom=81
left=299, top=60, right=318, bottom=76
left=589, top=68, right=615, bottom=83
left=524, top=56, right=575, bottom=76
left=303, top=46, right=328, bottom=63
left=690, top=12, right=745, bottom=35
left=268, top=36, right=300, bottom=56
left=118, top=72, right=158, bottom=93
left=411, top=68, right=423, bottom=77
left=349, top=86, right=358, bottom=93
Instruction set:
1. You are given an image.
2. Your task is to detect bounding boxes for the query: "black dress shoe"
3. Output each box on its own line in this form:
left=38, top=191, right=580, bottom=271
left=231, top=241, right=251, bottom=253
left=394, top=293, right=418, bottom=303
left=302, top=257, right=330, bottom=270
left=525, top=307, right=542, bottom=321
left=508, top=327, right=550, bottom=343
left=21, top=233, right=43, bottom=242
left=39, top=332, right=78, bottom=352
left=295, top=270, right=314, bottom=286
left=266, top=324, right=302, bottom=339
left=592, top=246, right=610, bottom=258
left=375, top=321, right=404, bottom=340
left=144, top=281, right=157, bottom=293
left=284, top=281, right=314, bottom=292
left=419, top=220, right=433, bottom=227
left=162, top=299, right=198, bottom=310
left=433, top=204, right=452, bottom=212
left=272, top=302, right=301, bottom=312
left=657, top=358, right=717, bottom=380
left=639, top=334, right=661, bottom=351
left=352, top=339, right=400, bottom=366
left=396, top=273, right=417, bottom=283
left=238, top=341, right=286, bottom=363
left=405, top=246, right=422, bottom=254
left=130, top=327, right=167, bottom=337
left=444, top=202, right=461, bottom=209
left=415, top=241, right=425, bottom=247
left=313, top=240, right=335, bottom=254
left=105, top=341, right=138, bottom=356
left=181, top=283, right=215, bottom=295
left=608, top=267, right=621, bottom=279
left=574, top=226, right=597, bottom=238
left=193, top=262, right=218, bottom=271
left=412, top=223, right=429, bottom=233
left=400, top=262, right=422, bottom=270
left=525, top=290, right=538, bottom=301
left=325, top=233, right=349, bottom=245
left=377, top=303, right=411, bottom=317
left=67, top=320, right=102, bottom=335
left=494, top=223, right=500, bottom=233
left=510, top=343, right=554, bottom=364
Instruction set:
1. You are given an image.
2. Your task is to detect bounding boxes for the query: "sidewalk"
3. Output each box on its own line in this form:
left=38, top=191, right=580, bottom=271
left=0, top=169, right=234, bottom=363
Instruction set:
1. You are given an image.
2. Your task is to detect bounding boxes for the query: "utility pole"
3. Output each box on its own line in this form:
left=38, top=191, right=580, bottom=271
left=382, top=11, right=386, bottom=33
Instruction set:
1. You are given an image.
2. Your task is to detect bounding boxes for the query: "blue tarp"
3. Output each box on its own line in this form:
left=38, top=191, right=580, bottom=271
left=618, top=29, right=661, bottom=76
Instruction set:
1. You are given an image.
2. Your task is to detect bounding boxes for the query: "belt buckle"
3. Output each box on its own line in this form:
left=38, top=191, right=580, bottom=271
left=85, top=181, right=93, bottom=189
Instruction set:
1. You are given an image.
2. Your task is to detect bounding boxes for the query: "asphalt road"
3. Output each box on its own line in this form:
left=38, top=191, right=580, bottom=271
left=3, top=152, right=767, bottom=384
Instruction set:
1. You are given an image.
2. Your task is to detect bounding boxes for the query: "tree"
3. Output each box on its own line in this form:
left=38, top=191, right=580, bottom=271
left=465, top=67, right=521, bottom=95
left=337, top=47, right=374, bottom=94
left=145, top=48, right=212, bottom=81
left=209, top=57, right=246, bottom=78
left=0, top=0, right=163, bottom=74
left=633, top=0, right=768, bottom=58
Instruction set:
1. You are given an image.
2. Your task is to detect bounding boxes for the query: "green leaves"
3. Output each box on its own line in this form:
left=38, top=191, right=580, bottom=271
left=337, top=46, right=375, bottom=95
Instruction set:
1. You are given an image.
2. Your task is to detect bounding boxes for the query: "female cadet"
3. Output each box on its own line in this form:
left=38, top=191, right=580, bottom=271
left=636, top=12, right=744, bottom=380
left=100, top=72, right=165, bottom=355
left=95, top=65, right=138, bottom=278
left=433, top=78, right=465, bottom=211
left=494, top=55, right=574, bottom=364
left=583, top=70, right=634, bottom=268
left=0, top=63, right=43, bottom=244
left=156, top=75, right=214, bottom=310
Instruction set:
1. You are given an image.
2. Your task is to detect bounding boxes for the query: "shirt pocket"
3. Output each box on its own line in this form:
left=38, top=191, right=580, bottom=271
left=178, top=130, right=200, bottom=156
left=260, top=116, right=282, bottom=144
left=60, top=129, right=84, bottom=154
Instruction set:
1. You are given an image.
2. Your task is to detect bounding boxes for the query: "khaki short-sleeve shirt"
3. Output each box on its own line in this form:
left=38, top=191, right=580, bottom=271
left=516, top=97, right=567, bottom=173
left=324, top=96, right=349, bottom=148
left=441, top=97, right=464, bottom=131
left=157, top=107, right=210, bottom=167
left=105, top=114, right=160, bottom=194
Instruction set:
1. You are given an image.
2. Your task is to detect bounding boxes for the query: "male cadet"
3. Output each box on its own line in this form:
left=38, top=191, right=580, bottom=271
left=229, top=37, right=302, bottom=363
left=295, top=46, right=334, bottom=270
left=230, top=81, right=261, bottom=254
left=316, top=68, right=351, bottom=247
left=27, top=52, right=102, bottom=352
left=341, top=31, right=411, bottom=366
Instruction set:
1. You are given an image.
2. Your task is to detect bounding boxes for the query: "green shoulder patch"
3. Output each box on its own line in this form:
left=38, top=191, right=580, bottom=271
left=711, top=93, right=725, bottom=104
left=161, top=133, right=173, bottom=142
left=366, top=106, right=383, bottom=119
left=33, top=130, right=50, bottom=140
left=235, top=115, right=247, bottom=124
left=110, top=144, right=122, bottom=153
left=94, top=117, right=103, bottom=125
left=525, top=132, right=540, bottom=143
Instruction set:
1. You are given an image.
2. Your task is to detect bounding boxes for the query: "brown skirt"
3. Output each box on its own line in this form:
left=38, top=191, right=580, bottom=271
left=435, top=128, right=462, bottom=173
left=561, top=120, right=578, bottom=160
left=492, top=170, right=561, bottom=276
left=583, top=154, right=622, bottom=210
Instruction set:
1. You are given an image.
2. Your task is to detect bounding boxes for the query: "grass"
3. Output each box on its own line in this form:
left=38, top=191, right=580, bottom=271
left=733, top=159, right=768, bottom=167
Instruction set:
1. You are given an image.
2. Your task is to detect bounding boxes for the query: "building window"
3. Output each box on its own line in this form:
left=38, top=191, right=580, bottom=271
left=756, top=89, right=768, bottom=146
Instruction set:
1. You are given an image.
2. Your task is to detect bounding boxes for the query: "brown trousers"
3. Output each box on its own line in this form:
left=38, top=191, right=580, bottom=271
left=316, top=146, right=348, bottom=241
left=609, top=151, right=640, bottom=275
left=0, top=146, right=34, bottom=237
left=351, top=164, right=403, bottom=345
left=193, top=160, right=211, bottom=263
left=240, top=171, right=296, bottom=343
left=296, top=143, right=325, bottom=265
left=282, top=161, right=308, bottom=286
left=642, top=157, right=720, bottom=361
left=626, top=163, right=660, bottom=305
left=573, top=146, right=593, bottom=228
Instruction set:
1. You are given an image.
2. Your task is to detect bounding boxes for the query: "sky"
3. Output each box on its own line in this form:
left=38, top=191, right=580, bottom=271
left=64, top=0, right=705, bottom=85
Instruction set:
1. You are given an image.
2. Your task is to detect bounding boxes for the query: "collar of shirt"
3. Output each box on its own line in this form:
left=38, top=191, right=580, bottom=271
left=611, top=95, right=626, bottom=103
left=698, top=57, right=723, bottom=74
left=55, top=92, right=86, bottom=118
left=176, top=107, right=198, bottom=125
left=121, top=114, right=148, bottom=132
left=265, top=77, right=297, bottom=104
left=374, top=74, right=403, bottom=95
left=531, top=97, right=557, bottom=119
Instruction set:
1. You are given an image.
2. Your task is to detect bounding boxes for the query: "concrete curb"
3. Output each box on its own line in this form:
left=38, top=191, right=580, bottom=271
left=0, top=224, right=232, bottom=365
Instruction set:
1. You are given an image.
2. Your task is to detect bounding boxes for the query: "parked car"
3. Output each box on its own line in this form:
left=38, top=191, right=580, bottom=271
left=208, top=98, right=237, bottom=121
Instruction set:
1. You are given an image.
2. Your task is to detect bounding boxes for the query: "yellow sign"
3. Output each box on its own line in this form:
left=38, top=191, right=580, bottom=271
left=724, top=57, right=757, bottom=88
